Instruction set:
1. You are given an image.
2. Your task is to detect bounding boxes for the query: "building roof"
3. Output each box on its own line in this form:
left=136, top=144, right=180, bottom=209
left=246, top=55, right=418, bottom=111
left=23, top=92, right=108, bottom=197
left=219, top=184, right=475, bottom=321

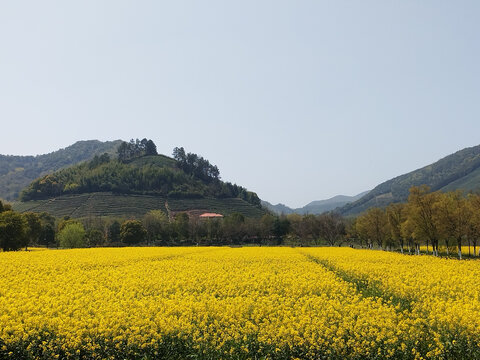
left=199, top=212, right=224, bottom=218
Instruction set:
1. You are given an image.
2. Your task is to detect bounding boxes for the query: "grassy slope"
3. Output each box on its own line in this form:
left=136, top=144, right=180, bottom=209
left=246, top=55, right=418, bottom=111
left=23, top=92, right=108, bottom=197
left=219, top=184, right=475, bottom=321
left=13, top=192, right=265, bottom=219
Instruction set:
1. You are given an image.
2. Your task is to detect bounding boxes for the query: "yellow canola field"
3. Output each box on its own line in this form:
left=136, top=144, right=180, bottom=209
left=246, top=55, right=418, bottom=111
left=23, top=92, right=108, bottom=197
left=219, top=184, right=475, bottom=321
left=0, top=247, right=478, bottom=359
left=304, top=247, right=480, bottom=356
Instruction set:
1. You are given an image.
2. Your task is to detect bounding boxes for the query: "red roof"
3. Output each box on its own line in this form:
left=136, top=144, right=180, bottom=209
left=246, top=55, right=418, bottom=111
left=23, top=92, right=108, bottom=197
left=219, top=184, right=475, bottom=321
left=199, top=213, right=224, bottom=218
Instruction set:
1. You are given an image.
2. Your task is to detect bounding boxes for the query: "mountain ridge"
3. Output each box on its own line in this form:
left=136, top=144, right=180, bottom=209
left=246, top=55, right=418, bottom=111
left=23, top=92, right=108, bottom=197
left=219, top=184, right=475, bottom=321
left=339, top=144, right=480, bottom=215
left=262, top=191, right=369, bottom=215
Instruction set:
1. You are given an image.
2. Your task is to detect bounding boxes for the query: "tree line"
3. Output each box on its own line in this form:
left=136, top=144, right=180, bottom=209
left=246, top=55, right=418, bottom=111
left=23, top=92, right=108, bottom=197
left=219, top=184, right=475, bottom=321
left=117, top=138, right=158, bottom=162
left=6, top=185, right=480, bottom=258
left=0, top=199, right=346, bottom=250
left=0, top=200, right=55, bottom=251
left=353, top=185, right=480, bottom=259
left=173, top=147, right=220, bottom=183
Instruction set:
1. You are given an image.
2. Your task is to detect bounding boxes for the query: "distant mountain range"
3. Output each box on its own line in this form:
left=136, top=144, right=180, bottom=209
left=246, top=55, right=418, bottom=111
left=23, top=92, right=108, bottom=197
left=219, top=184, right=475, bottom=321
left=262, top=191, right=370, bottom=215
left=0, top=140, right=122, bottom=201
left=339, top=144, right=480, bottom=215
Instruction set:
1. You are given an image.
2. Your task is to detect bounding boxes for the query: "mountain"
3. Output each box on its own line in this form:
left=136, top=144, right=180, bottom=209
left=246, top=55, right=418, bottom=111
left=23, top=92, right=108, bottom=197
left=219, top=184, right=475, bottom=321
left=261, top=201, right=295, bottom=215
left=14, top=145, right=265, bottom=219
left=300, top=191, right=370, bottom=214
left=262, top=191, right=370, bottom=215
left=340, top=144, right=480, bottom=216
left=0, top=140, right=122, bottom=201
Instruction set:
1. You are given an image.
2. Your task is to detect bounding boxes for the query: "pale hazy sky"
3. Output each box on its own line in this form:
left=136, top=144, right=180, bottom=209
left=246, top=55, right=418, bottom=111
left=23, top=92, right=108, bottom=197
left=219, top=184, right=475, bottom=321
left=1, top=1, right=479, bottom=207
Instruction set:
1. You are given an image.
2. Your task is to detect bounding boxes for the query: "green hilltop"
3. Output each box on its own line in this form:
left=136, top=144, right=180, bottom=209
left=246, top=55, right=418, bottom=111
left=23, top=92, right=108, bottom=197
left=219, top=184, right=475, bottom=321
left=13, top=140, right=264, bottom=219
left=340, top=144, right=480, bottom=215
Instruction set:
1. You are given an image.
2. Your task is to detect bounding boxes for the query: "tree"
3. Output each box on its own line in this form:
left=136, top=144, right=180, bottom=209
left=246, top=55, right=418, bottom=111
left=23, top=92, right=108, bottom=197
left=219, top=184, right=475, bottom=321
left=272, top=216, right=291, bottom=245
left=117, top=138, right=157, bottom=162
left=58, top=222, right=86, bottom=248
left=173, top=213, right=190, bottom=242
left=23, top=212, right=42, bottom=250
left=145, top=140, right=158, bottom=156
left=260, top=214, right=275, bottom=242
left=34, top=211, right=56, bottom=247
left=172, top=146, right=220, bottom=182
left=386, top=203, right=407, bottom=253
left=0, top=211, right=28, bottom=251
left=285, top=214, right=303, bottom=243
left=407, top=186, right=440, bottom=256
left=120, top=220, right=147, bottom=245
left=317, top=213, right=346, bottom=246
left=117, top=141, right=129, bottom=162
left=143, top=210, right=169, bottom=243
left=108, top=221, right=122, bottom=243
left=467, top=193, right=480, bottom=256
left=86, top=229, right=105, bottom=247
left=172, top=147, right=186, bottom=164
left=434, top=191, right=471, bottom=259
left=299, top=214, right=321, bottom=244
left=400, top=217, right=417, bottom=254
left=356, top=207, right=388, bottom=249
left=222, top=213, right=246, bottom=244
left=40, top=224, right=55, bottom=247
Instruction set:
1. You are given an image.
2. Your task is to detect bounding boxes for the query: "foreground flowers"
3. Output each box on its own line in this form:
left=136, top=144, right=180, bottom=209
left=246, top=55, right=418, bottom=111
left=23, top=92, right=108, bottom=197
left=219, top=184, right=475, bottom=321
left=0, top=247, right=479, bottom=359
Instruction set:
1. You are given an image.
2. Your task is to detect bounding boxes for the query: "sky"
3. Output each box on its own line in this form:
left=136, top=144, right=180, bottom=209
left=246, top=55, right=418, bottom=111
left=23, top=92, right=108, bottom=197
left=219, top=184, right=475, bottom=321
left=1, top=1, right=479, bottom=208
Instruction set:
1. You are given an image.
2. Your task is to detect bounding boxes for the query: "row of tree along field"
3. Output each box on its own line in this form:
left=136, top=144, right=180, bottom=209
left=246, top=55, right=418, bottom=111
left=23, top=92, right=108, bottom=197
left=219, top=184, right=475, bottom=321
left=1, top=199, right=339, bottom=250
left=354, top=185, right=480, bottom=259
left=2, top=185, right=480, bottom=257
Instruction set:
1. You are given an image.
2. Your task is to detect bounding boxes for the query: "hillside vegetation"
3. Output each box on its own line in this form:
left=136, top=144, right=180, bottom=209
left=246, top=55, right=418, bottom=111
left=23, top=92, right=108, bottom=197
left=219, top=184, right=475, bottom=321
left=340, top=144, right=480, bottom=215
left=20, top=155, right=260, bottom=205
left=13, top=192, right=265, bottom=219
left=0, top=140, right=122, bottom=201
left=17, top=142, right=263, bottom=218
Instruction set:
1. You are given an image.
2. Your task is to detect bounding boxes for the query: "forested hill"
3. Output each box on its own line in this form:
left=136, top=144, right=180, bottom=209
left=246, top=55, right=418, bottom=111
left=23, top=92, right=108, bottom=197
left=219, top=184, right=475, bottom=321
left=340, top=144, right=480, bottom=216
left=19, top=145, right=261, bottom=208
left=0, top=140, right=122, bottom=200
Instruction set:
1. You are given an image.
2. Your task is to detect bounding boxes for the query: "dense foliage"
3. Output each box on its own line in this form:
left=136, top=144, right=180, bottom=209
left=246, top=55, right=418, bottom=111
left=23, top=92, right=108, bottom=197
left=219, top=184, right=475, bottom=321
left=58, top=222, right=86, bottom=248
left=0, top=200, right=54, bottom=251
left=172, top=147, right=220, bottom=182
left=0, top=140, right=122, bottom=201
left=20, top=148, right=261, bottom=207
left=341, top=144, right=480, bottom=215
left=117, top=138, right=158, bottom=162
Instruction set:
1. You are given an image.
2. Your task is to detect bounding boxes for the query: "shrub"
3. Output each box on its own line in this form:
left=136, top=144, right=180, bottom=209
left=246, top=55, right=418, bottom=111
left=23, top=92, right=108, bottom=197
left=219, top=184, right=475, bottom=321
left=58, top=223, right=86, bottom=248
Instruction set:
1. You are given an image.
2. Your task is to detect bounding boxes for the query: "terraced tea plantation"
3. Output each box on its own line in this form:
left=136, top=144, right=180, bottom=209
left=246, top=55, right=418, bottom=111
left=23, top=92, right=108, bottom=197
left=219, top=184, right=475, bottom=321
left=13, top=192, right=265, bottom=219
left=0, top=247, right=479, bottom=359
